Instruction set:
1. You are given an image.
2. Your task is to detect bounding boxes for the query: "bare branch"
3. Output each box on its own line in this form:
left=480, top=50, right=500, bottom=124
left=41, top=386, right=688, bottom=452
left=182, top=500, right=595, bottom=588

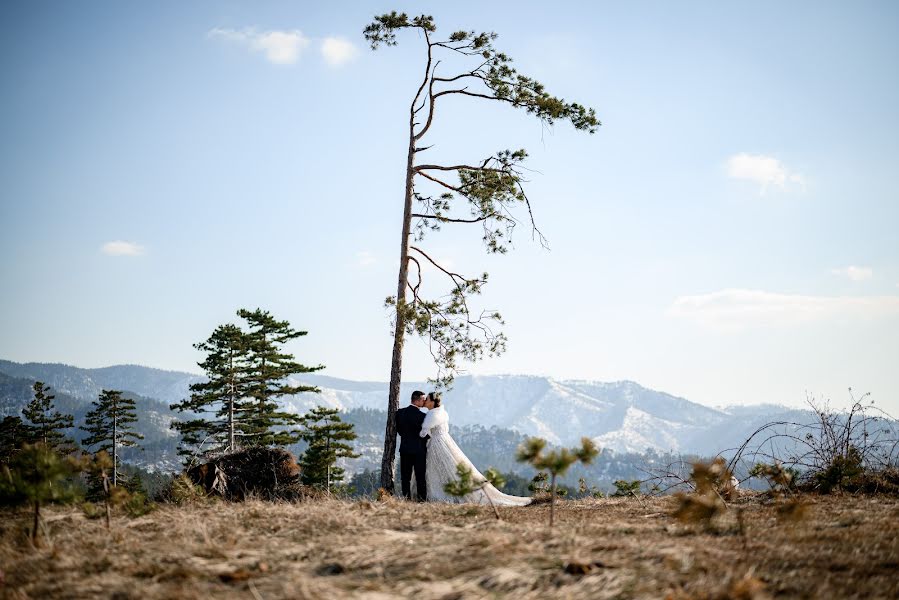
left=407, top=255, right=423, bottom=298
left=410, top=30, right=433, bottom=118
left=514, top=180, right=549, bottom=249
left=433, top=88, right=509, bottom=103
left=410, top=245, right=483, bottom=289
left=416, top=170, right=466, bottom=193
left=415, top=164, right=504, bottom=173
left=411, top=213, right=494, bottom=224
left=414, top=61, right=444, bottom=140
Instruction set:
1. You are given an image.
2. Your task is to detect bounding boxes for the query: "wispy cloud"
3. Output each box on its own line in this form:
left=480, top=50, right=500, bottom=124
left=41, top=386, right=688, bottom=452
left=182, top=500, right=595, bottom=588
left=726, top=153, right=805, bottom=194
left=101, top=241, right=145, bottom=257
left=356, top=251, right=376, bottom=267
left=832, top=265, right=873, bottom=282
left=321, top=37, right=358, bottom=67
left=668, top=288, right=899, bottom=332
left=208, top=28, right=310, bottom=65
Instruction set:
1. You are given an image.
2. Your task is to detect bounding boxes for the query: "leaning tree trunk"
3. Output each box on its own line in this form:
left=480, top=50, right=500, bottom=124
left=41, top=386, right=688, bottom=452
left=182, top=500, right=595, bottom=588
left=379, top=131, right=417, bottom=493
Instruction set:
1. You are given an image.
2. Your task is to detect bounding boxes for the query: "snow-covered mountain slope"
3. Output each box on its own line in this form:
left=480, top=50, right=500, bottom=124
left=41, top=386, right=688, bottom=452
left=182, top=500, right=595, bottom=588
left=0, top=360, right=805, bottom=455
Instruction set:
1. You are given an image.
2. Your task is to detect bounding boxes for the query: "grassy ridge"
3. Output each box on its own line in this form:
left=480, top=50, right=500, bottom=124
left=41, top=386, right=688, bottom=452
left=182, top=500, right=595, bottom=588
left=2, top=494, right=898, bottom=598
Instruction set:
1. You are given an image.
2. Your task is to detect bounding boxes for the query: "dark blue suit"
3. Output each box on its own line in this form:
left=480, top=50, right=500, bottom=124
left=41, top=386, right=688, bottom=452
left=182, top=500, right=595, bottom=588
left=397, top=405, right=428, bottom=501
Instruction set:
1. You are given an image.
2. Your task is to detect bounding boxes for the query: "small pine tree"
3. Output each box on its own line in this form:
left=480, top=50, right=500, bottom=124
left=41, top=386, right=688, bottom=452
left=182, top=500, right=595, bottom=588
left=611, top=479, right=641, bottom=497
left=516, top=437, right=599, bottom=527
left=0, top=444, right=80, bottom=543
left=81, top=390, right=143, bottom=487
left=298, top=407, right=360, bottom=493
left=22, top=382, right=74, bottom=451
left=444, top=463, right=506, bottom=520
left=81, top=451, right=132, bottom=529
left=0, top=415, right=28, bottom=465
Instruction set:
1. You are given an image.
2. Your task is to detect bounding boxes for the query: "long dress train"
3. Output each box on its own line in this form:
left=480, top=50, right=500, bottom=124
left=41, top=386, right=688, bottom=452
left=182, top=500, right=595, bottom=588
left=419, top=405, right=531, bottom=506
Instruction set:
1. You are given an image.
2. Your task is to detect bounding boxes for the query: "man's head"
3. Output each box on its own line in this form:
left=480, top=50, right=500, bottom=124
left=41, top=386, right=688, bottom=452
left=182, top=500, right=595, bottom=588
left=411, top=390, right=426, bottom=407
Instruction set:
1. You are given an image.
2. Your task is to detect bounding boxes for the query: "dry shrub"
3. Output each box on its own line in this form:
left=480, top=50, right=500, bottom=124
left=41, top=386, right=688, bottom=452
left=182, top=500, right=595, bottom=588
left=157, top=473, right=207, bottom=504
left=734, top=391, right=899, bottom=496
left=852, top=465, right=899, bottom=494
left=672, top=458, right=733, bottom=529
left=748, top=462, right=809, bottom=526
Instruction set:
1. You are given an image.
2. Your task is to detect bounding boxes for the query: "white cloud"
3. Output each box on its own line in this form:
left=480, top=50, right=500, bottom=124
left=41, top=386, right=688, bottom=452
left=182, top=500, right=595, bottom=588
left=321, top=37, right=358, bottom=67
left=831, top=265, right=873, bottom=282
left=356, top=251, right=376, bottom=267
left=668, top=288, right=899, bottom=332
left=726, top=153, right=804, bottom=194
left=208, top=28, right=310, bottom=65
left=101, top=241, right=145, bottom=257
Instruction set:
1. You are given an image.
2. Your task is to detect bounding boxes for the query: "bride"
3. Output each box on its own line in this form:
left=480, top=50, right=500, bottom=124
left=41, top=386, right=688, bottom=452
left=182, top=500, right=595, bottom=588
left=418, top=392, right=531, bottom=506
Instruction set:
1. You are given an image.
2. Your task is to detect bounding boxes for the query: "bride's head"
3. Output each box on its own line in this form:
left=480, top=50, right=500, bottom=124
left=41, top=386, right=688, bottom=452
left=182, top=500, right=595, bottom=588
left=426, top=392, right=442, bottom=409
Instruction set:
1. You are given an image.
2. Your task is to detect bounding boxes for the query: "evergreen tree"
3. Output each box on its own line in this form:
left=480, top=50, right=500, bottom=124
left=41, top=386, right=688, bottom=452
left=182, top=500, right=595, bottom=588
left=516, top=437, right=599, bottom=527
left=238, top=308, right=324, bottom=446
left=82, top=451, right=132, bottom=529
left=363, top=13, right=599, bottom=492
left=171, top=323, right=251, bottom=461
left=298, top=407, right=360, bottom=492
left=0, top=443, right=80, bottom=543
left=0, top=415, right=28, bottom=465
left=80, top=390, right=144, bottom=486
left=22, top=382, right=74, bottom=451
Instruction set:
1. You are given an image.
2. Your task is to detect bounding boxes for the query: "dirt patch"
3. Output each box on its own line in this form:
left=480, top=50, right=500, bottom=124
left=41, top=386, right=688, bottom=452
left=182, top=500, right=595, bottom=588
left=1, top=494, right=897, bottom=599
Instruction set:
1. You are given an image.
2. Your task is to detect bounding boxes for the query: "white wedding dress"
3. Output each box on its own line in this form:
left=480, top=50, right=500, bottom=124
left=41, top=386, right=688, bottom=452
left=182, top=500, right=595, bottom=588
left=418, top=405, right=531, bottom=506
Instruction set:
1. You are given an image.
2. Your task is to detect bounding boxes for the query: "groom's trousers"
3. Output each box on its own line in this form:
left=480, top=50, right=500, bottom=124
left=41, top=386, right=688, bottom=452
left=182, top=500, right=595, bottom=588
left=400, top=450, right=428, bottom=502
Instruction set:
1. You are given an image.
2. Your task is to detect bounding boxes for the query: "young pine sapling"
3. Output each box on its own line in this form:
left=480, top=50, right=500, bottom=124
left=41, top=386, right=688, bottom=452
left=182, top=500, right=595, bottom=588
left=516, top=437, right=599, bottom=526
left=443, top=463, right=506, bottom=520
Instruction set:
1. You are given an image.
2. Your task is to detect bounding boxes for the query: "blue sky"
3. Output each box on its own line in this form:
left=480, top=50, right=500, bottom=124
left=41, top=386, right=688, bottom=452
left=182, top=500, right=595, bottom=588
left=1, top=1, right=897, bottom=413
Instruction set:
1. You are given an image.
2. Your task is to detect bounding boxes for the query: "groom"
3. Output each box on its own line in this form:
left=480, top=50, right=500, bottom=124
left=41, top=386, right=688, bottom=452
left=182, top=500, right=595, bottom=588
left=396, top=390, right=428, bottom=501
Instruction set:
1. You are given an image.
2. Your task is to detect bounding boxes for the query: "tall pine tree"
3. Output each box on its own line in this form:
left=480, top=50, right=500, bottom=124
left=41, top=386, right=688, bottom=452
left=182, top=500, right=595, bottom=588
left=238, top=308, right=324, bottom=446
left=298, top=407, right=360, bottom=493
left=22, top=382, right=74, bottom=451
left=171, top=323, right=251, bottom=461
left=80, top=390, right=143, bottom=486
left=363, top=13, right=598, bottom=491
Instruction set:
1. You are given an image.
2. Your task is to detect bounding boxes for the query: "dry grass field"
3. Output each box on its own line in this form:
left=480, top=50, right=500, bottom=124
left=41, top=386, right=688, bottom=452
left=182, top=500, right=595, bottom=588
left=1, top=494, right=898, bottom=599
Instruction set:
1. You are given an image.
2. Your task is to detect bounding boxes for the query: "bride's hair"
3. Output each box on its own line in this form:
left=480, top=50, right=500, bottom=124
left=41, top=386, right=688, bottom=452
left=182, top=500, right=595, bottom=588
left=428, top=392, right=442, bottom=407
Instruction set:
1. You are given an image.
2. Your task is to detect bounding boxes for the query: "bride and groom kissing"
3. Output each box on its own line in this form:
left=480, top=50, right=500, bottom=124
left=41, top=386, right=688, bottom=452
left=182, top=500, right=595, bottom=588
left=396, top=390, right=531, bottom=506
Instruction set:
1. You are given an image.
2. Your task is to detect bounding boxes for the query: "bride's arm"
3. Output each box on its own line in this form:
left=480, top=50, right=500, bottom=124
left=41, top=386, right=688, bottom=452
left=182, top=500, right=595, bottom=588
left=419, top=410, right=435, bottom=438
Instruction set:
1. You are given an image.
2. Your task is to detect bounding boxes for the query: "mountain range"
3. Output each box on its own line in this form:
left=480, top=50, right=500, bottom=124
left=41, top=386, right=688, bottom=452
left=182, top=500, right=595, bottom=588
left=0, top=359, right=813, bottom=460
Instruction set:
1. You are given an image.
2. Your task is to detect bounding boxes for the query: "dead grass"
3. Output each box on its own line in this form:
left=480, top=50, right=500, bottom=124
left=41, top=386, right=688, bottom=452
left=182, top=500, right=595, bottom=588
left=1, top=493, right=898, bottom=599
